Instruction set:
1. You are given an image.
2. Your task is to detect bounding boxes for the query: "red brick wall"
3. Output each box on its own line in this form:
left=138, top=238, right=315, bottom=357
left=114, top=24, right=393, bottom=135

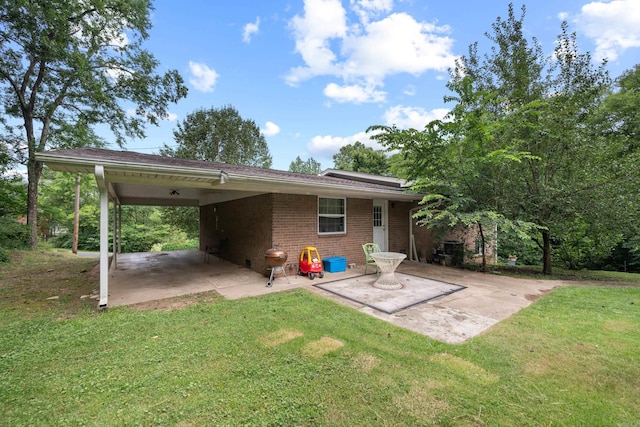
left=201, top=193, right=379, bottom=275
left=271, top=194, right=373, bottom=270
left=388, top=201, right=411, bottom=254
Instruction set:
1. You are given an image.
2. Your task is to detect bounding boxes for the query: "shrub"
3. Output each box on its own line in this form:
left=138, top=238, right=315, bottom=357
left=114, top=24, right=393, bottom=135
left=0, top=217, right=30, bottom=250
left=0, top=247, right=9, bottom=263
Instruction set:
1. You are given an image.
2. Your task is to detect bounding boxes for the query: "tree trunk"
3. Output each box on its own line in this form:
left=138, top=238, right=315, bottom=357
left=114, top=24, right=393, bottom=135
left=542, top=229, right=552, bottom=275
left=72, top=173, right=81, bottom=254
left=26, top=157, right=43, bottom=248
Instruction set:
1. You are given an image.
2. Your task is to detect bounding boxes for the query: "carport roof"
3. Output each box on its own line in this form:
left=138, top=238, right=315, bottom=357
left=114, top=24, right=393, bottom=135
left=37, top=148, right=422, bottom=206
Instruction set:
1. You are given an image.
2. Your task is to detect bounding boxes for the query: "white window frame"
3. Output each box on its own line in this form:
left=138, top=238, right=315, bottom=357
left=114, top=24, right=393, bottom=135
left=318, top=197, right=347, bottom=235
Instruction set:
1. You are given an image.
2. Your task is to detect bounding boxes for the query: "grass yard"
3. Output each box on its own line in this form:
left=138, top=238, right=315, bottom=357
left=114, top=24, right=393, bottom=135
left=1, top=251, right=639, bottom=426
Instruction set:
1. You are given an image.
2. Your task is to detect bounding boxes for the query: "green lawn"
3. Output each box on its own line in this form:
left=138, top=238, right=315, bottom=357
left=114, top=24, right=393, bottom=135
left=1, top=251, right=639, bottom=426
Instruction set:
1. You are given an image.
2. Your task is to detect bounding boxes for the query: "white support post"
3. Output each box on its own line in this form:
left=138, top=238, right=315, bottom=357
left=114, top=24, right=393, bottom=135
left=118, top=203, right=122, bottom=255
left=112, top=200, right=117, bottom=269
left=95, top=165, right=109, bottom=308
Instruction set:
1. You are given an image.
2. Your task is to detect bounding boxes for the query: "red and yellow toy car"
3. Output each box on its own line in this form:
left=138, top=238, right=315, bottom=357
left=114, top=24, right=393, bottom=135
left=298, top=246, right=324, bottom=280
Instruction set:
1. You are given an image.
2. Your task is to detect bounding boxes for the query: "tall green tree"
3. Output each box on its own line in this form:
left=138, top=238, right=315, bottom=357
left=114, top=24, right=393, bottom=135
left=371, top=77, right=537, bottom=271
left=160, top=105, right=272, bottom=168
left=332, top=141, right=389, bottom=175
left=0, top=0, right=188, bottom=247
left=595, top=64, right=640, bottom=270
left=288, top=156, right=321, bottom=174
left=371, top=4, right=619, bottom=275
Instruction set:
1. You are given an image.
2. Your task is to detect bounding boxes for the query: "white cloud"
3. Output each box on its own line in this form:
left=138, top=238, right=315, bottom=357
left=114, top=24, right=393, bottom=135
left=323, top=82, right=386, bottom=103
left=307, top=130, right=382, bottom=158
left=342, top=13, right=455, bottom=78
left=261, top=121, right=281, bottom=136
left=243, top=17, right=260, bottom=43
left=351, top=0, right=393, bottom=23
left=286, top=0, right=457, bottom=103
left=383, top=105, right=449, bottom=129
left=188, top=61, right=219, bottom=92
left=287, top=0, right=347, bottom=86
left=573, top=0, right=640, bottom=62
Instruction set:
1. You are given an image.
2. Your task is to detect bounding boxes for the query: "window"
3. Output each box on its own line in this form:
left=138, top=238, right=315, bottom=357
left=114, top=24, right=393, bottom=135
left=373, top=205, right=382, bottom=227
left=318, top=197, right=346, bottom=234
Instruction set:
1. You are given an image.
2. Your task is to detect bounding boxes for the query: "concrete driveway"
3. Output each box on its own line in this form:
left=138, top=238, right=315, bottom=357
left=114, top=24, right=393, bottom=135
left=107, top=250, right=570, bottom=343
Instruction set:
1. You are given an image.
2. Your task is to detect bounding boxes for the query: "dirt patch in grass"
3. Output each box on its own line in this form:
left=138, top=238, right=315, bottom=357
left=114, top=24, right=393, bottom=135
left=430, top=353, right=500, bottom=385
left=259, top=328, right=304, bottom=347
left=602, top=319, right=637, bottom=332
left=129, top=291, right=222, bottom=311
left=352, top=353, right=379, bottom=372
left=301, top=336, right=344, bottom=358
left=525, top=288, right=555, bottom=301
left=394, top=380, right=451, bottom=422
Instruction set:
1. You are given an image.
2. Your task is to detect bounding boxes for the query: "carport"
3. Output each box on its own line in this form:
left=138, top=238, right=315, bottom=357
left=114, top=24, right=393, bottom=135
left=37, top=148, right=421, bottom=308
left=38, top=149, right=238, bottom=308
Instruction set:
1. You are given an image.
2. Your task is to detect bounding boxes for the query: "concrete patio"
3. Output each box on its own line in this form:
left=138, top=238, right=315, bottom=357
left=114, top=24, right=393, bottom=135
left=106, top=250, right=567, bottom=343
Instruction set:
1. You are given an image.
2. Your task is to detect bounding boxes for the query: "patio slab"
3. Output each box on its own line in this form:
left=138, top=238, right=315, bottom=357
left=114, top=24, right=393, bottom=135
left=106, top=250, right=570, bottom=343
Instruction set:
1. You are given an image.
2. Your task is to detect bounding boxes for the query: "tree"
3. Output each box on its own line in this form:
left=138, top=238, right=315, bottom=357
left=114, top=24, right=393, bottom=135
left=371, top=77, right=538, bottom=271
left=288, top=156, right=321, bottom=174
left=0, top=0, right=188, bottom=247
left=332, top=141, right=389, bottom=175
left=371, top=4, right=620, bottom=275
left=602, top=64, right=640, bottom=152
left=595, top=64, right=640, bottom=271
left=160, top=105, right=272, bottom=168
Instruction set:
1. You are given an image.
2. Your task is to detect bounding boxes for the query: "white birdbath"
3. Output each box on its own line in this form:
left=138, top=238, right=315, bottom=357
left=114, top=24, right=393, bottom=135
left=369, top=252, right=407, bottom=290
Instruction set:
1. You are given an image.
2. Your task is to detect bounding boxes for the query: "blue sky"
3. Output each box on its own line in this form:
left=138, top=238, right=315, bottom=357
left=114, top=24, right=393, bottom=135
left=122, top=0, right=640, bottom=171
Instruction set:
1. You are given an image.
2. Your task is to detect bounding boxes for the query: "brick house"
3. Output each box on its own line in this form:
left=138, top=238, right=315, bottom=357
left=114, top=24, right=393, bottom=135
left=38, top=148, right=441, bottom=307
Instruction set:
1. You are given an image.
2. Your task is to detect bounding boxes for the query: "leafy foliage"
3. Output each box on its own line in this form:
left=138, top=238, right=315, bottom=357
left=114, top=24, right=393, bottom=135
left=0, top=216, right=30, bottom=249
left=0, top=143, right=26, bottom=218
left=370, top=4, right=632, bottom=274
left=0, top=0, right=188, bottom=246
left=332, top=141, right=389, bottom=175
left=160, top=105, right=272, bottom=168
left=288, top=156, right=322, bottom=174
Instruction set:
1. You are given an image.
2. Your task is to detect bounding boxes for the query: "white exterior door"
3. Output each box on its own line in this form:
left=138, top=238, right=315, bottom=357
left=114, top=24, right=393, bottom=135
left=372, top=200, right=387, bottom=251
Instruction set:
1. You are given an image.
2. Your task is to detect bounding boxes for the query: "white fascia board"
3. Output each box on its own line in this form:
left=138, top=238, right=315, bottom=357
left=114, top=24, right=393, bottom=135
left=37, top=152, right=225, bottom=181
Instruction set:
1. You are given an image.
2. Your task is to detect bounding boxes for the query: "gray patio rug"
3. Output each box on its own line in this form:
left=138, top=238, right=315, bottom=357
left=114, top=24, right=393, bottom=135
left=314, top=273, right=466, bottom=314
